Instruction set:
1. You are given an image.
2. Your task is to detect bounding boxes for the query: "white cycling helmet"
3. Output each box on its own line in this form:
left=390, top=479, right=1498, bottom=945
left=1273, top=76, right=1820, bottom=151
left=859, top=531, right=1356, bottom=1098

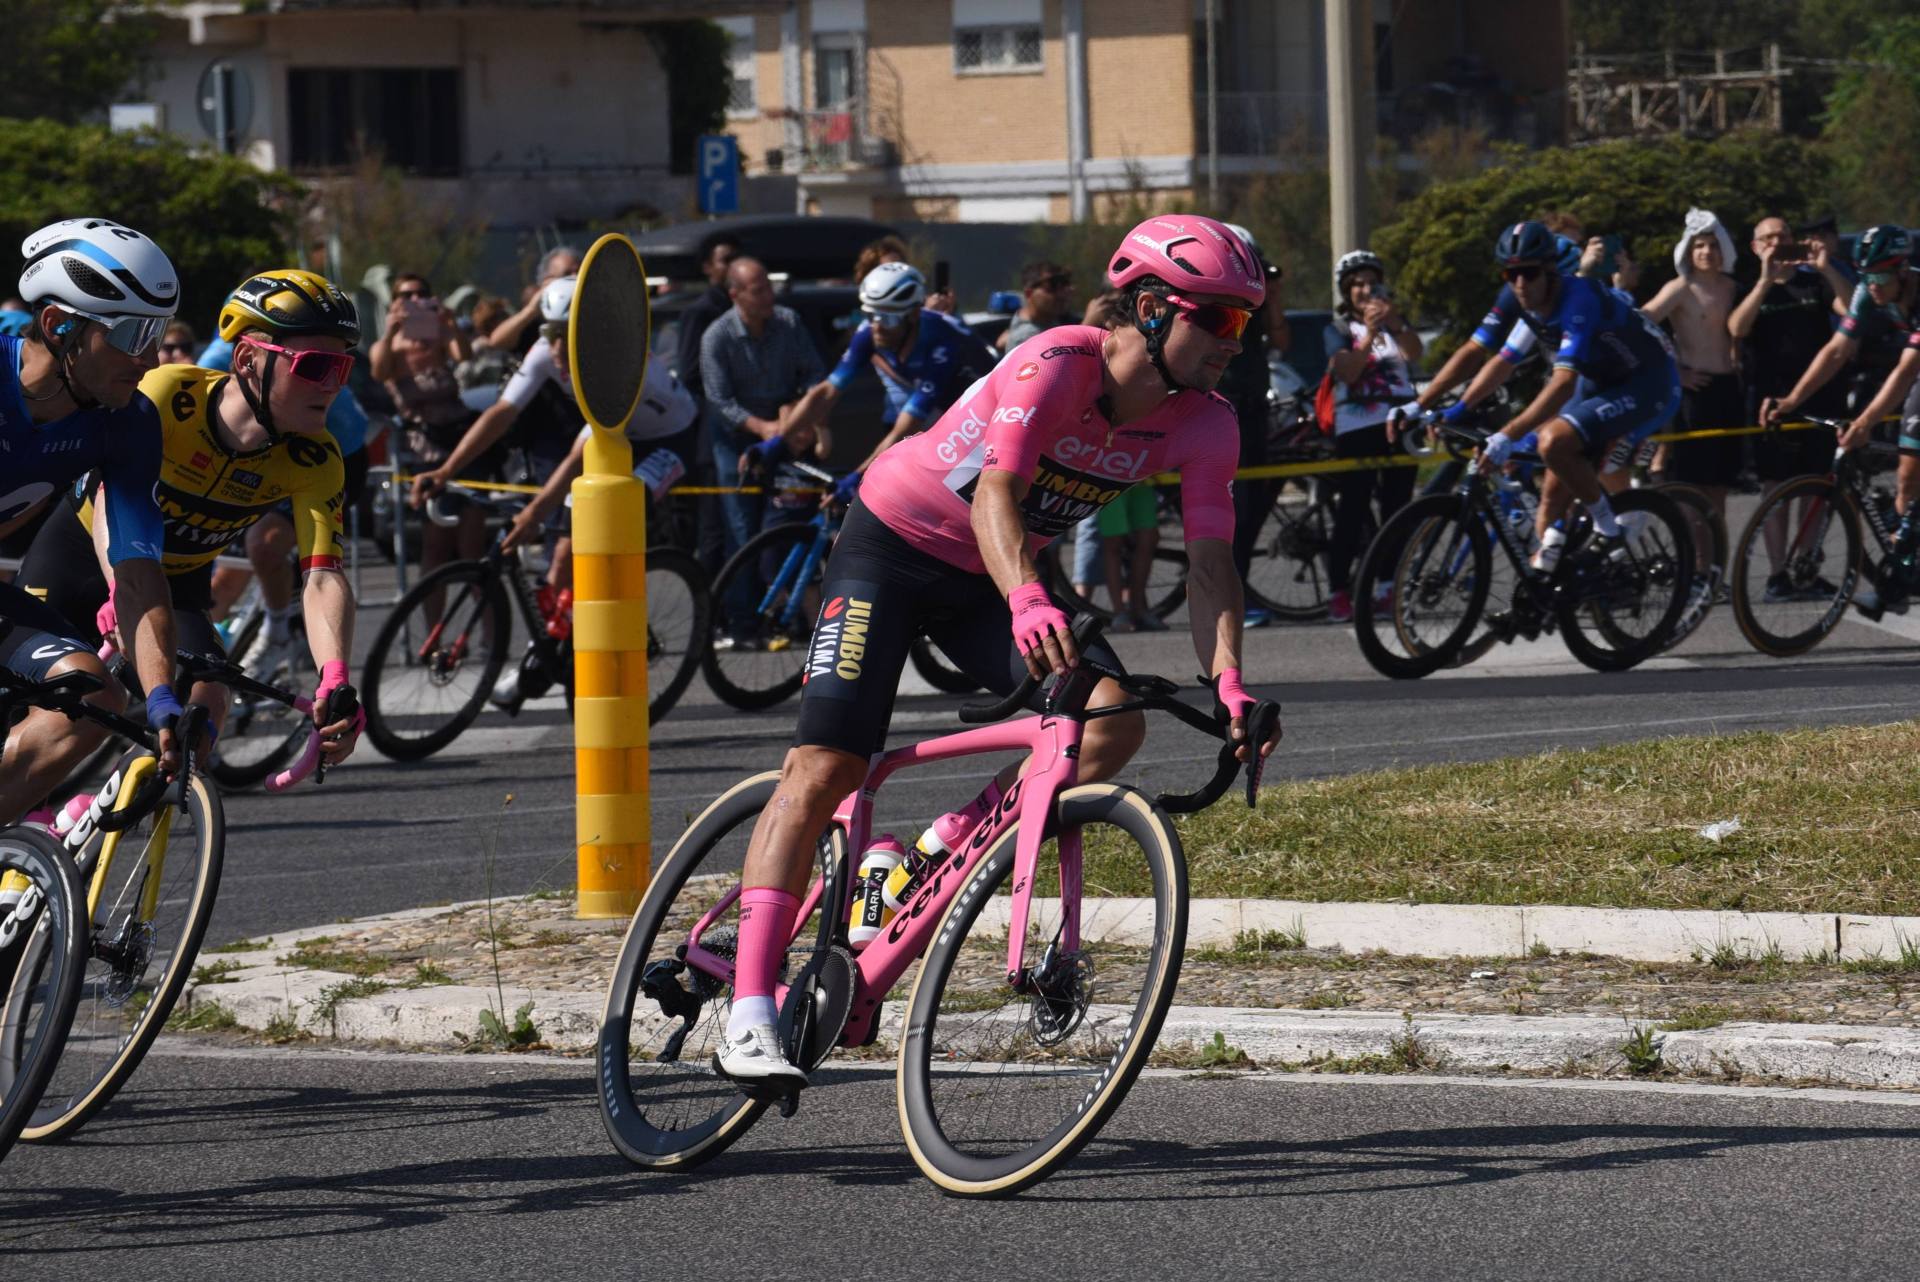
left=539, top=275, right=578, bottom=324
left=857, top=261, right=926, bottom=318
left=1333, top=249, right=1385, bottom=303
left=18, top=218, right=178, bottom=319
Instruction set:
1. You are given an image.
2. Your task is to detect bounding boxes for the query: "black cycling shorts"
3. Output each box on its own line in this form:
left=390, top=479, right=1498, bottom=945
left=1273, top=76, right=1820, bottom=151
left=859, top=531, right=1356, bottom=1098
left=13, top=507, right=225, bottom=676
left=0, top=578, right=91, bottom=682
left=792, top=498, right=1125, bottom=760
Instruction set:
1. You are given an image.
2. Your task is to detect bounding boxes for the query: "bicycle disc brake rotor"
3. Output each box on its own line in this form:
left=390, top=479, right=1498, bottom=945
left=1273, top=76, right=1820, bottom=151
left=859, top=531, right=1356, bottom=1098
left=97, top=917, right=156, bottom=1007
left=1025, top=945, right=1095, bottom=1047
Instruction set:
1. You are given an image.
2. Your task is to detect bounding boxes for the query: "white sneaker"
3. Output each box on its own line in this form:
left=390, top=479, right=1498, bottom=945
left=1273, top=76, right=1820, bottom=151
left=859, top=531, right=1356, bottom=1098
left=242, top=634, right=296, bottom=683
left=489, top=668, right=523, bottom=713
left=715, top=1021, right=808, bottom=1088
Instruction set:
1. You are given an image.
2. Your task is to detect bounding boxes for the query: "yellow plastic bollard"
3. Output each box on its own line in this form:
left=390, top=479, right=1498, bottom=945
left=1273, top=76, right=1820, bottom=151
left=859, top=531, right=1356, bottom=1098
left=566, top=232, right=654, bottom=919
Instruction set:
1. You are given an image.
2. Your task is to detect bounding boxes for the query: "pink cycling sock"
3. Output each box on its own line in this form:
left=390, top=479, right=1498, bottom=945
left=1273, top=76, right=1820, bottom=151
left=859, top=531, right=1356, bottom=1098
left=732, top=886, right=801, bottom=1001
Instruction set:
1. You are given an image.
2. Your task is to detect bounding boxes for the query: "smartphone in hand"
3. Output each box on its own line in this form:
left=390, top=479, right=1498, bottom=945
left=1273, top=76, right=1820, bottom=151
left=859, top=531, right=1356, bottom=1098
left=934, top=260, right=951, bottom=295
left=400, top=297, right=440, bottom=341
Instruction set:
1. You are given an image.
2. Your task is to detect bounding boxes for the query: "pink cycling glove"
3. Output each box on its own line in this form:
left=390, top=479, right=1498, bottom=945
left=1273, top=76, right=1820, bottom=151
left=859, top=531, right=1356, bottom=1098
left=314, top=660, right=366, bottom=735
left=95, top=585, right=118, bottom=645
left=1008, top=582, right=1073, bottom=665
left=1214, top=667, right=1256, bottom=726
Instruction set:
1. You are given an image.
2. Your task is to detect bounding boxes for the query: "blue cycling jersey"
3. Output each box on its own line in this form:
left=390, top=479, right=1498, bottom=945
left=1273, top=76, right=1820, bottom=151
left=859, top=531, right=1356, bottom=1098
left=1471, top=274, right=1673, bottom=387
left=828, top=309, right=986, bottom=424
left=0, top=334, right=165, bottom=565
left=196, top=336, right=368, bottom=454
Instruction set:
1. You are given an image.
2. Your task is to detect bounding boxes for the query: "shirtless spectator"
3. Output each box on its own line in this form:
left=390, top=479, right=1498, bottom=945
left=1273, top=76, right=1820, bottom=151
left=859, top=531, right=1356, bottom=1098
left=1642, top=209, right=1742, bottom=516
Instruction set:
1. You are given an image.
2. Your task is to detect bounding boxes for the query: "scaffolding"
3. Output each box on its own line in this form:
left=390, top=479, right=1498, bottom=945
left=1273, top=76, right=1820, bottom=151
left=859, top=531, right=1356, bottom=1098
left=1570, top=45, right=1787, bottom=141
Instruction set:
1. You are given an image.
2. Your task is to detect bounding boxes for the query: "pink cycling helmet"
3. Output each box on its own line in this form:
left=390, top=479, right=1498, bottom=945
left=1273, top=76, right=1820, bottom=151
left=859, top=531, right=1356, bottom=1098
left=1107, top=215, right=1265, bottom=308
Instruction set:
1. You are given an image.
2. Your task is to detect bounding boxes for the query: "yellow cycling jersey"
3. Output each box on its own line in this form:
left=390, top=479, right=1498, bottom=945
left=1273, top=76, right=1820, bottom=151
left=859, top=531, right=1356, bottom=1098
left=81, top=365, right=346, bottom=576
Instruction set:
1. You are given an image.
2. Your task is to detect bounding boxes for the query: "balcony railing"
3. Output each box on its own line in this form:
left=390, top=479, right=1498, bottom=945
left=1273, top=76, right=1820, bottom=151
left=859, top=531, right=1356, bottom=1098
left=766, top=100, right=898, bottom=174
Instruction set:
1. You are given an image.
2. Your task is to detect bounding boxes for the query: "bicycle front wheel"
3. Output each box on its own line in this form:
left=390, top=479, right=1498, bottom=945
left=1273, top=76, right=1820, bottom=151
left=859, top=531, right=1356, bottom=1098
left=1729, top=474, right=1860, bottom=658
left=11, top=752, right=224, bottom=1140
left=644, top=549, right=710, bottom=724
left=898, top=783, right=1186, bottom=1197
left=1352, top=494, right=1491, bottom=680
left=0, top=827, right=87, bottom=1162
left=702, top=524, right=820, bottom=711
left=601, top=772, right=788, bottom=1170
left=363, top=558, right=512, bottom=761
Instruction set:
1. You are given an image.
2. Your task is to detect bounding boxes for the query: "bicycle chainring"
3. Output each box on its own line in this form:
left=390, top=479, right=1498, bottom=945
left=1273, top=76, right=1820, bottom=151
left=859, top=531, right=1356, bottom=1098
left=779, top=944, right=856, bottom=1072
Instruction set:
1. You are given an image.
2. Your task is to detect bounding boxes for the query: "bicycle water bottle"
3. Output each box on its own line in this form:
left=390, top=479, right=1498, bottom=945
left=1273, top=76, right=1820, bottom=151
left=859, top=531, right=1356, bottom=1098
left=546, top=587, right=573, bottom=641
left=848, top=835, right=907, bottom=947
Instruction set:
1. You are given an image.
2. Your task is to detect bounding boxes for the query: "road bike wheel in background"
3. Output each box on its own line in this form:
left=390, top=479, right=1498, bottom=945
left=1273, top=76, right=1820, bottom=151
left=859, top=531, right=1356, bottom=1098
left=701, top=524, right=821, bottom=710
left=1243, top=478, right=1335, bottom=620
left=600, top=771, right=807, bottom=1170
left=363, top=559, right=513, bottom=761
left=10, top=755, right=224, bottom=1141
left=1652, top=482, right=1728, bottom=653
left=0, top=827, right=86, bottom=1163
left=643, top=548, right=710, bottom=724
left=209, top=615, right=314, bottom=790
left=1730, top=474, right=1861, bottom=658
left=1352, top=494, right=1491, bottom=680
left=1556, top=488, right=1694, bottom=673
left=898, top=783, right=1186, bottom=1197
left=908, top=636, right=981, bottom=694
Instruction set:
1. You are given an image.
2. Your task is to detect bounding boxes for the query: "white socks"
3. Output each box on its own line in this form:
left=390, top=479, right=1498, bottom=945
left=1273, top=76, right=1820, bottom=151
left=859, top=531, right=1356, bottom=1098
left=1587, top=495, right=1622, bottom=538
left=727, top=995, right=777, bottom=1040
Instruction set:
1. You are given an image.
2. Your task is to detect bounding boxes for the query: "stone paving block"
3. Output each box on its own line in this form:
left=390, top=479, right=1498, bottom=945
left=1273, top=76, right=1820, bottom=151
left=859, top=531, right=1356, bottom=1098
left=1522, top=906, right=1837, bottom=963
left=1662, top=1022, right=1920, bottom=1088
left=1837, top=915, right=1920, bottom=962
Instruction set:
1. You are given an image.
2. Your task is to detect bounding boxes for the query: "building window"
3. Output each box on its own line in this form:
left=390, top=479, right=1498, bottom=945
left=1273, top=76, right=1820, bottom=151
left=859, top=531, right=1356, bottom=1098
left=719, top=17, right=756, bottom=115
left=954, top=25, right=1042, bottom=74
left=288, top=68, right=460, bottom=176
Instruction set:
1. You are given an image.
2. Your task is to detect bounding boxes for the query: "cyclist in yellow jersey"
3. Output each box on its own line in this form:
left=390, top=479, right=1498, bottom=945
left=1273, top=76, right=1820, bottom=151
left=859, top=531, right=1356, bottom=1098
left=15, top=269, right=365, bottom=763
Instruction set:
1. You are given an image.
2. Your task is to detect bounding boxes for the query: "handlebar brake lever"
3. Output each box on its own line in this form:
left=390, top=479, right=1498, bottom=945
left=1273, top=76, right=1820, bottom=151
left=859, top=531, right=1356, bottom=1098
left=1242, top=699, right=1282, bottom=808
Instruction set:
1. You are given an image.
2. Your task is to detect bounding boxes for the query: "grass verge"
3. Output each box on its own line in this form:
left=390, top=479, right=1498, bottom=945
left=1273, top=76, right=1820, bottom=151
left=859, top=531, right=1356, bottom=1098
left=1155, top=720, right=1920, bottom=916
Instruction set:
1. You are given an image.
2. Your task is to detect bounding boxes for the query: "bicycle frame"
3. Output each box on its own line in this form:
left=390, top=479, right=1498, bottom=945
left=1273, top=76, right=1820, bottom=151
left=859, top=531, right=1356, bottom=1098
left=680, top=701, right=1087, bottom=1049
left=756, top=513, right=837, bottom=628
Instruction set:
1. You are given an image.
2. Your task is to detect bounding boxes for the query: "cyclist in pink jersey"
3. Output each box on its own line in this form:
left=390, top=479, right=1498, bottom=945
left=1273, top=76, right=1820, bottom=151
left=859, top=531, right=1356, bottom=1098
left=716, top=215, right=1284, bottom=1086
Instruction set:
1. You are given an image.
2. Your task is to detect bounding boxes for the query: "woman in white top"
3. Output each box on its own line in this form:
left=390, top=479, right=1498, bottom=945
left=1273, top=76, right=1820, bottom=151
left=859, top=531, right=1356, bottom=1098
left=1322, top=250, right=1422, bottom=622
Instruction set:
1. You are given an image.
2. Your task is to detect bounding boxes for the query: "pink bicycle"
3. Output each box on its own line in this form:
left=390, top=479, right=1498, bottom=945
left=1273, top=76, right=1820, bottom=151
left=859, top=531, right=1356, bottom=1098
left=598, top=617, right=1280, bottom=1196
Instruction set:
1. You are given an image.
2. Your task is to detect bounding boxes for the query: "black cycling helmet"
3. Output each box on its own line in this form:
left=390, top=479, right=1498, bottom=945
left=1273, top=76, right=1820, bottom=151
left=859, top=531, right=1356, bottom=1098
left=1853, top=225, right=1912, bottom=273
left=1493, top=220, right=1557, bottom=268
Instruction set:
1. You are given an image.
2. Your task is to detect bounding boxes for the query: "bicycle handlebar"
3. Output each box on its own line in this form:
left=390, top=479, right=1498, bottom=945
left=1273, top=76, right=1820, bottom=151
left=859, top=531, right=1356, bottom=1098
left=955, top=613, right=1279, bottom=812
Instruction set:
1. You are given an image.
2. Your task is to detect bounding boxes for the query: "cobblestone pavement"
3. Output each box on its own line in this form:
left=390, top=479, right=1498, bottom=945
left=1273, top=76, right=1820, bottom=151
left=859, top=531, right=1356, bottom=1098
left=253, top=894, right=1920, bottom=1029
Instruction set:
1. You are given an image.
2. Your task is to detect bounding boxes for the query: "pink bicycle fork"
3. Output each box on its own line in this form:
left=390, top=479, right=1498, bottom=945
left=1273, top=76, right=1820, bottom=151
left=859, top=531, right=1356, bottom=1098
left=681, top=711, right=1086, bottom=1048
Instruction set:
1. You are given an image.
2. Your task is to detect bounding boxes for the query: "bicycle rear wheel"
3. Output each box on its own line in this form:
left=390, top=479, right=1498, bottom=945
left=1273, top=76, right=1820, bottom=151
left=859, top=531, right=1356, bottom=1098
left=1352, top=494, right=1491, bottom=680
left=601, top=771, right=846, bottom=1170
left=1243, top=479, right=1334, bottom=619
left=1729, top=475, right=1861, bottom=658
left=1557, top=489, right=1694, bottom=672
left=644, top=549, right=710, bottom=724
left=0, top=827, right=86, bottom=1162
left=908, top=636, right=982, bottom=694
left=702, top=524, right=820, bottom=711
left=898, top=783, right=1186, bottom=1197
left=8, top=752, right=223, bottom=1140
left=363, top=559, right=512, bottom=761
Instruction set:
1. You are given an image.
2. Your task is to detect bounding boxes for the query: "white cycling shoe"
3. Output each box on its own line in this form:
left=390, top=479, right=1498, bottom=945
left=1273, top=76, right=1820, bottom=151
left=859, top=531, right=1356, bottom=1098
left=715, top=1021, right=808, bottom=1089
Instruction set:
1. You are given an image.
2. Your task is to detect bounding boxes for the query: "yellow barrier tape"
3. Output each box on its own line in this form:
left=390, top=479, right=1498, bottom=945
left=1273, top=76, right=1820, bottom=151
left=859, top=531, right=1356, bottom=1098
left=389, top=418, right=1869, bottom=500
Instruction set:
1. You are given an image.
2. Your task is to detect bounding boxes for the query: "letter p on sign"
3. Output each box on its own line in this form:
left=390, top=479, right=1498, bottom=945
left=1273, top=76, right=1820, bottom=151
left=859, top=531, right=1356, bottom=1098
left=697, top=134, right=739, bottom=215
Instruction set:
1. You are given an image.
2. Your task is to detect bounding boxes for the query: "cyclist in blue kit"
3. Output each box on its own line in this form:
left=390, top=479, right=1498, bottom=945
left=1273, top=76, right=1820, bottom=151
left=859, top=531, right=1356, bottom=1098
left=1392, top=219, right=1681, bottom=551
left=790, top=262, right=995, bottom=485
left=0, top=218, right=184, bottom=822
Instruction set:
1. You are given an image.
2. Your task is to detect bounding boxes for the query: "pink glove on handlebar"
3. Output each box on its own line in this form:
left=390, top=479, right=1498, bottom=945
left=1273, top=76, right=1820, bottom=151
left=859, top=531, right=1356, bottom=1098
left=1215, top=667, right=1256, bottom=726
left=95, top=586, right=118, bottom=643
left=314, top=661, right=366, bottom=735
left=1008, top=582, right=1072, bottom=665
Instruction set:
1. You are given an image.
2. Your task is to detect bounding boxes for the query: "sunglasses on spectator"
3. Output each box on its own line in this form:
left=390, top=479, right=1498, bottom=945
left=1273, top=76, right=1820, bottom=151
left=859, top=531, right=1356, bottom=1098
left=56, top=307, right=172, bottom=357
left=1160, top=292, right=1251, bottom=340
left=394, top=289, right=430, bottom=301
left=239, top=335, right=354, bottom=390
left=862, top=309, right=912, bottom=330
left=158, top=340, right=196, bottom=357
left=1501, top=264, right=1548, bottom=284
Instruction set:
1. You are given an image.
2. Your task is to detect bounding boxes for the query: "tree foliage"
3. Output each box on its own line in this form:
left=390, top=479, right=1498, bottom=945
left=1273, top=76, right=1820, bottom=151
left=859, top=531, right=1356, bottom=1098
left=1570, top=0, right=1876, bottom=61
left=1372, top=133, right=1832, bottom=347
left=0, top=0, right=156, bottom=124
left=1821, top=16, right=1920, bottom=228
left=646, top=20, right=734, bottom=177
left=0, top=117, right=299, bottom=332
left=315, top=151, right=489, bottom=300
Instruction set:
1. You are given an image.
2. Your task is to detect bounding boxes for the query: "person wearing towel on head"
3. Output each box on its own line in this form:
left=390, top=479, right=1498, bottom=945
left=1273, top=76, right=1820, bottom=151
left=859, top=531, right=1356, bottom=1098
left=1641, top=208, right=1744, bottom=518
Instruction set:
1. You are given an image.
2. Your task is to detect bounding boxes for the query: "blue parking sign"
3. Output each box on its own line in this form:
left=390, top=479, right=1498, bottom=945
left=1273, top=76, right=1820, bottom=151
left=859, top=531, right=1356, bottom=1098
left=698, top=134, right=739, bottom=215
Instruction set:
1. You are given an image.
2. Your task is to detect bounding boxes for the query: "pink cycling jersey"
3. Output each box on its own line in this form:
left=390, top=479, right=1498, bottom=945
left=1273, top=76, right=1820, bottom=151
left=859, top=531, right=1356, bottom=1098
left=859, top=325, right=1238, bottom=574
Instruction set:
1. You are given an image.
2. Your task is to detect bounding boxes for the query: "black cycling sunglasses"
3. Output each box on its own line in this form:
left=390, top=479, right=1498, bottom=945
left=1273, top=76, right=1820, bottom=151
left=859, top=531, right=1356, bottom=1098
left=1501, top=264, right=1547, bottom=284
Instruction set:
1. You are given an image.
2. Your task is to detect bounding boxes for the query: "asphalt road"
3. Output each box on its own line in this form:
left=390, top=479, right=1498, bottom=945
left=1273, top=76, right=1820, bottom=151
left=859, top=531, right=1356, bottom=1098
left=5, top=1042, right=1920, bottom=1279
left=193, top=547, right=1920, bottom=949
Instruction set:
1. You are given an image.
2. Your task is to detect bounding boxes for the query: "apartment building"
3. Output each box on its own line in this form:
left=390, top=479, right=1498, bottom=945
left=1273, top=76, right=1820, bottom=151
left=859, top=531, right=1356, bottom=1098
left=720, top=0, right=1570, bottom=222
